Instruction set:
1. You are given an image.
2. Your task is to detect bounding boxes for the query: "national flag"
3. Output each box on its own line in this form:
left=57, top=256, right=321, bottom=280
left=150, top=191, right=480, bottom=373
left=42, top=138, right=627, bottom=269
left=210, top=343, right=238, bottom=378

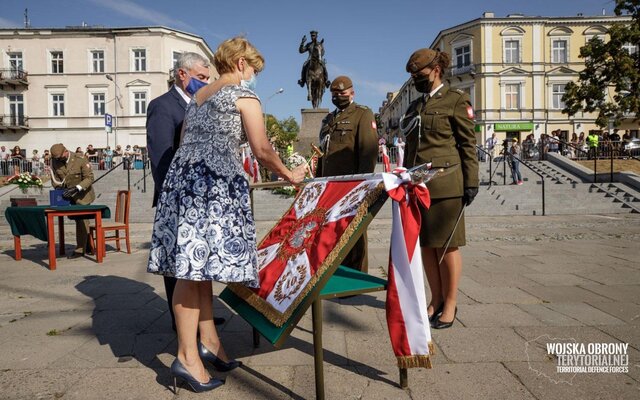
left=466, top=105, right=474, bottom=120
left=380, top=145, right=391, bottom=172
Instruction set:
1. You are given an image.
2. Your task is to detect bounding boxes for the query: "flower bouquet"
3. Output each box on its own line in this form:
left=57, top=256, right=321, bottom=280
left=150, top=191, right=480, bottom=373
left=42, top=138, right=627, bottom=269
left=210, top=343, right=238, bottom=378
left=273, top=152, right=307, bottom=197
left=7, top=172, right=43, bottom=193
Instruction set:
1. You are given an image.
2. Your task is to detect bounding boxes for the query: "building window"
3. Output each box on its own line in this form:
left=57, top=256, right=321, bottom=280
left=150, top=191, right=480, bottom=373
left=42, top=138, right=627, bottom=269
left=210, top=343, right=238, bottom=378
left=552, top=40, right=568, bottom=63
left=8, top=94, right=25, bottom=125
left=51, top=51, right=64, bottom=74
left=504, top=84, right=520, bottom=110
left=173, top=51, right=182, bottom=68
left=52, top=94, right=65, bottom=116
left=504, top=40, right=520, bottom=64
left=133, top=49, right=146, bottom=72
left=133, top=91, right=147, bottom=114
left=552, top=84, right=566, bottom=109
left=622, top=42, right=638, bottom=55
left=455, top=45, right=471, bottom=68
left=91, top=50, right=105, bottom=73
left=92, top=93, right=106, bottom=116
left=7, top=52, right=24, bottom=79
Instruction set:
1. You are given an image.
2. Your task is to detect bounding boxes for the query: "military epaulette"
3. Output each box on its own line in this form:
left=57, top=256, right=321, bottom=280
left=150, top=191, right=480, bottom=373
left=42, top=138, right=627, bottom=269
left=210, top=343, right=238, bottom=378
left=355, top=104, right=370, bottom=111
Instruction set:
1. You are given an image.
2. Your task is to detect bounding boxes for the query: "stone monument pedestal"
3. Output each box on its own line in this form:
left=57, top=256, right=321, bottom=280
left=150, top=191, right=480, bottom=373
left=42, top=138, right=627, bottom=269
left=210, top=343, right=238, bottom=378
left=297, top=108, right=329, bottom=157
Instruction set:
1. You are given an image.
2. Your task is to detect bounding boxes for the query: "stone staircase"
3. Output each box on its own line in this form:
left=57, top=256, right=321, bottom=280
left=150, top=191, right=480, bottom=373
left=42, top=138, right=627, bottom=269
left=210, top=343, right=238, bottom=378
left=467, top=159, right=640, bottom=216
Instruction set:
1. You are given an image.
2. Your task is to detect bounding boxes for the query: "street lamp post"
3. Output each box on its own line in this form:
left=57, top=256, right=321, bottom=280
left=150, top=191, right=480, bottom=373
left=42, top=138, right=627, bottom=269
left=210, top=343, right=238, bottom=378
left=264, top=88, right=284, bottom=132
left=105, top=74, right=123, bottom=147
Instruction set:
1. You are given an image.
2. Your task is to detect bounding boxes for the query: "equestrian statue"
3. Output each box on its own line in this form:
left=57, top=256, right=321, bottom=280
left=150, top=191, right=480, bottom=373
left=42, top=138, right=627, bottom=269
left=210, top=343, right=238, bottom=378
left=298, top=30, right=330, bottom=109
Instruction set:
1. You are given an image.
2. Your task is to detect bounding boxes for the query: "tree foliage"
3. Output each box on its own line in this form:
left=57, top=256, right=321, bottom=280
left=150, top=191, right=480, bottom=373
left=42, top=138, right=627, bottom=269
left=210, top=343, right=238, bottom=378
left=562, top=0, right=640, bottom=127
left=265, top=114, right=299, bottom=153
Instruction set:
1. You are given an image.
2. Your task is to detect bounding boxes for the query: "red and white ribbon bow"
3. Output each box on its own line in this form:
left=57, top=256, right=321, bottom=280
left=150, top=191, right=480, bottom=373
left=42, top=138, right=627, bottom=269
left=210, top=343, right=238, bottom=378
left=382, top=168, right=434, bottom=368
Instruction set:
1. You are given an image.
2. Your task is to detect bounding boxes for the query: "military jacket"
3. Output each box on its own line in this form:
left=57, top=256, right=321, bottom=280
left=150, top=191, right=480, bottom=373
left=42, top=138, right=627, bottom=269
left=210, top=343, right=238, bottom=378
left=51, top=153, right=96, bottom=205
left=316, top=102, right=378, bottom=177
left=402, top=85, right=479, bottom=198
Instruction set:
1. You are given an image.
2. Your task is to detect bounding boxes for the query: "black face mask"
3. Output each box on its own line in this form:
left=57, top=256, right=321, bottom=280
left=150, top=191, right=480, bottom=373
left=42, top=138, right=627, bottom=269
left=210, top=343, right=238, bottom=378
left=413, top=75, right=434, bottom=94
left=331, top=95, right=351, bottom=109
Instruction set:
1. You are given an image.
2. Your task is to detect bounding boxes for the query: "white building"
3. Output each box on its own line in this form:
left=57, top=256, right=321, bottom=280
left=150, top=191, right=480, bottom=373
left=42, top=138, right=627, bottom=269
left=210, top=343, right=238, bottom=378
left=0, top=26, right=216, bottom=153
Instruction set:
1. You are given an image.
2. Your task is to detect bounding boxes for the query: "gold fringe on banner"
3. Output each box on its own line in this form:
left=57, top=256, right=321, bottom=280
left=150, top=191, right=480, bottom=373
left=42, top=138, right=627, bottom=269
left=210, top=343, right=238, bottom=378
left=396, top=355, right=433, bottom=369
left=228, top=182, right=386, bottom=327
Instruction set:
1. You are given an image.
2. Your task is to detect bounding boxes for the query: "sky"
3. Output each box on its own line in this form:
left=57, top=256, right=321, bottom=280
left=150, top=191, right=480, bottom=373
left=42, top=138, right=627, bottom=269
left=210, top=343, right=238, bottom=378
left=0, top=0, right=621, bottom=122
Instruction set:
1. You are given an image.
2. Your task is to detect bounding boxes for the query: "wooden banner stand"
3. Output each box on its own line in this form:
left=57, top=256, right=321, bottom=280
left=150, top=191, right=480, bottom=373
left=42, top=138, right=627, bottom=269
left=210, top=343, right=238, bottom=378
left=221, top=185, right=410, bottom=399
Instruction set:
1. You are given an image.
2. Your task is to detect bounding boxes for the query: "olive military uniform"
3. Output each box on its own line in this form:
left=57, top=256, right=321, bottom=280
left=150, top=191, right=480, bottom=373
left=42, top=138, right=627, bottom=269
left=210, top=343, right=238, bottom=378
left=402, top=85, right=479, bottom=247
left=51, top=151, right=96, bottom=254
left=316, top=101, right=378, bottom=272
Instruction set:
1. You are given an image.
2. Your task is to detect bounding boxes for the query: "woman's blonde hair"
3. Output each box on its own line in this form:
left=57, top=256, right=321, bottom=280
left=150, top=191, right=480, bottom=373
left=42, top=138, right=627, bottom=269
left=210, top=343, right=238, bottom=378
left=214, top=37, right=264, bottom=75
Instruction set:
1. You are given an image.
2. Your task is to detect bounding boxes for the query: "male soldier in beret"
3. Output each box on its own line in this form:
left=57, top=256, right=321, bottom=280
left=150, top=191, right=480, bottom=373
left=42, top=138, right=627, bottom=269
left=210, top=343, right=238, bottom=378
left=49, top=143, right=96, bottom=258
left=316, top=75, right=378, bottom=273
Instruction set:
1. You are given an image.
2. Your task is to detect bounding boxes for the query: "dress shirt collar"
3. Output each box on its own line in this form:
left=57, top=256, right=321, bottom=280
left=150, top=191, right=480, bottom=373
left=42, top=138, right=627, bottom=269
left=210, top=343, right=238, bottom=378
left=174, top=85, right=191, bottom=104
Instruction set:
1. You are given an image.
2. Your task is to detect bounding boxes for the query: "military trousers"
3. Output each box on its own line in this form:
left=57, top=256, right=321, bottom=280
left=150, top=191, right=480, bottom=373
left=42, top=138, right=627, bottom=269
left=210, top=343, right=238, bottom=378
left=75, top=219, right=90, bottom=254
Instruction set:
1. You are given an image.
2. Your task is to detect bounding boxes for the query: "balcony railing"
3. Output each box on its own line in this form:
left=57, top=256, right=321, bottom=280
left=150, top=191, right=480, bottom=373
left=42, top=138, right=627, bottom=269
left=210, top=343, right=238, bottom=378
left=0, top=115, right=29, bottom=130
left=0, top=69, right=28, bottom=86
left=450, top=64, right=475, bottom=76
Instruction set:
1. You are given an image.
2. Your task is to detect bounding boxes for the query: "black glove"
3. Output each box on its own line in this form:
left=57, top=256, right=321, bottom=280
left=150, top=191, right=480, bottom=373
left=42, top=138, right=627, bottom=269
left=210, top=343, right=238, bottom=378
left=62, top=187, right=79, bottom=199
left=463, top=187, right=478, bottom=206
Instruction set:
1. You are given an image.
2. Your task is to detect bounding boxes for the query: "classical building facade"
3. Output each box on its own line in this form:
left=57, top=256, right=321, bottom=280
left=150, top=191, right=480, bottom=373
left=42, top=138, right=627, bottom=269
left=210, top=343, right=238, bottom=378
left=0, top=26, right=216, bottom=153
left=378, top=12, right=637, bottom=146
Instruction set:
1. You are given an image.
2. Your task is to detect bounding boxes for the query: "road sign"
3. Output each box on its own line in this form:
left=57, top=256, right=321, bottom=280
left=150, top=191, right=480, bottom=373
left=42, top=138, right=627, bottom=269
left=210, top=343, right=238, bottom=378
left=105, top=113, right=113, bottom=127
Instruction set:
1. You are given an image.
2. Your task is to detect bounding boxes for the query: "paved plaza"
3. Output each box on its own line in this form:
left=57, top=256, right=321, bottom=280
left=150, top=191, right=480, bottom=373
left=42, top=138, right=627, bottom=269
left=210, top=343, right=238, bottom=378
left=0, top=203, right=639, bottom=399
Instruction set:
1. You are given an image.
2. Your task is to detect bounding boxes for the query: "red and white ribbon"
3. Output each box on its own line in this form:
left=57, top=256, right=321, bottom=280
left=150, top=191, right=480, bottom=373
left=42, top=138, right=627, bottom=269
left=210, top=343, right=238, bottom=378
left=382, top=168, right=433, bottom=368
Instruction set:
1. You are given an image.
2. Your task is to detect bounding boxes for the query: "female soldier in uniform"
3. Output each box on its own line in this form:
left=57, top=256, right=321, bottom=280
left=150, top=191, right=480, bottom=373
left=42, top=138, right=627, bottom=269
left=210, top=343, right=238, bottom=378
left=402, top=48, right=479, bottom=329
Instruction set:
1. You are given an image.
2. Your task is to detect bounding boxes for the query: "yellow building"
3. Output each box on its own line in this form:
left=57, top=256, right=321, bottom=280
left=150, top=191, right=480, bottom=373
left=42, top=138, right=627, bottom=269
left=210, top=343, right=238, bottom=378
left=0, top=26, right=216, bottom=152
left=379, top=12, right=637, bottom=146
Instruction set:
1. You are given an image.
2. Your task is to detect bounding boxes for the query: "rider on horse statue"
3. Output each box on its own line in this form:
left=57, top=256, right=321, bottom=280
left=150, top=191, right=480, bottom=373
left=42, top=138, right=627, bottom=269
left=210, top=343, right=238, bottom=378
left=298, top=31, right=330, bottom=88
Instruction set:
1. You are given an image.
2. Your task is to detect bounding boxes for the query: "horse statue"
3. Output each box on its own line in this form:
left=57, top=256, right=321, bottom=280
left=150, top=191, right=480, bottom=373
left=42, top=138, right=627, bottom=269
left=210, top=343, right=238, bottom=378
left=298, top=31, right=330, bottom=109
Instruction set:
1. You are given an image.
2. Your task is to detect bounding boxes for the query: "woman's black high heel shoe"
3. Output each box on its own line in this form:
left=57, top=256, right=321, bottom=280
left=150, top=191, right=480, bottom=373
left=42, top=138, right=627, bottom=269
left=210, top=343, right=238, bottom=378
left=170, top=358, right=224, bottom=393
left=433, top=307, right=457, bottom=330
left=428, top=303, right=445, bottom=323
left=198, top=342, right=242, bottom=372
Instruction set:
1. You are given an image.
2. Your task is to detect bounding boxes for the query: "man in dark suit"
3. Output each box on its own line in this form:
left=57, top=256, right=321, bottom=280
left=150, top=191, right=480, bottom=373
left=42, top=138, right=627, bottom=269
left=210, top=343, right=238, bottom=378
left=146, top=52, right=225, bottom=329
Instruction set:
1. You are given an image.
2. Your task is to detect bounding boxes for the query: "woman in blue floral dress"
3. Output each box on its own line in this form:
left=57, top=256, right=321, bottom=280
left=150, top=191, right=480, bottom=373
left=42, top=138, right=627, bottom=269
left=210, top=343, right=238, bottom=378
left=148, top=37, right=307, bottom=393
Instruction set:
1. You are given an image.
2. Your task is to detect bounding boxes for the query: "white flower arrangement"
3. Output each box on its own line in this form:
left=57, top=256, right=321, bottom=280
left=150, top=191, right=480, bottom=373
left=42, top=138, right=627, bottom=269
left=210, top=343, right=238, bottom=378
left=8, top=172, right=44, bottom=191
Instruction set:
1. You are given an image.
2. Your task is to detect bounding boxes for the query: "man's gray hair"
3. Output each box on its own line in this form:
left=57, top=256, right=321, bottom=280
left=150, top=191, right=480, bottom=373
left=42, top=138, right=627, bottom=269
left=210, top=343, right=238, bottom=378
left=174, top=52, right=210, bottom=80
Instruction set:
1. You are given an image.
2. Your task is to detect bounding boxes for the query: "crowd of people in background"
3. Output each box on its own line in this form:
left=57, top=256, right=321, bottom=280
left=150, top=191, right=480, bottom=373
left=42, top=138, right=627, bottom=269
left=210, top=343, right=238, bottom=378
left=0, top=143, right=148, bottom=176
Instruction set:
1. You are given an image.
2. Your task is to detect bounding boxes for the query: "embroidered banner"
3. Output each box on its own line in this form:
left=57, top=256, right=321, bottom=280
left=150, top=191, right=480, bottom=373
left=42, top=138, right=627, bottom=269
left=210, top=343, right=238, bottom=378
left=228, top=178, right=385, bottom=326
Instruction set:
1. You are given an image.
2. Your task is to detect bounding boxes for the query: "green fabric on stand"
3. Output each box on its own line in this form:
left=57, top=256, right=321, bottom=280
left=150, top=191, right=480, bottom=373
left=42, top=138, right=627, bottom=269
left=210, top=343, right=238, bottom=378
left=219, top=265, right=387, bottom=346
left=4, top=205, right=111, bottom=241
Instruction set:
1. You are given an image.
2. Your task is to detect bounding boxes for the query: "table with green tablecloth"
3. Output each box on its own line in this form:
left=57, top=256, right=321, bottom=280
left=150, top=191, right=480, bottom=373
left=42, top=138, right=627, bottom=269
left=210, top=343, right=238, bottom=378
left=4, top=205, right=111, bottom=270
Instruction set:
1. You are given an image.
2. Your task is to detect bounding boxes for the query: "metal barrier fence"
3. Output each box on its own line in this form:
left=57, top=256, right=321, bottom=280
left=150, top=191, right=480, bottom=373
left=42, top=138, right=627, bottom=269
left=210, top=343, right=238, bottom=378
left=0, top=159, right=47, bottom=176
left=377, top=146, right=399, bottom=166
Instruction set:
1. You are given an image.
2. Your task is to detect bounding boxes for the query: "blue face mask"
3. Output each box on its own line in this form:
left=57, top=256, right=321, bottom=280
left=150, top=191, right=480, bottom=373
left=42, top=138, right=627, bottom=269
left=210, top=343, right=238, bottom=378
left=241, top=74, right=257, bottom=92
left=185, top=75, right=207, bottom=96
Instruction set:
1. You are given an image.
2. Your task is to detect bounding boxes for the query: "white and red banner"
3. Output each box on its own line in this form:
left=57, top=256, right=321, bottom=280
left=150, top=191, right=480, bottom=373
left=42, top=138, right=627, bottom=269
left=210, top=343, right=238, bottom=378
left=382, top=169, right=434, bottom=368
left=380, top=145, right=391, bottom=172
left=229, top=177, right=385, bottom=326
left=241, top=145, right=260, bottom=183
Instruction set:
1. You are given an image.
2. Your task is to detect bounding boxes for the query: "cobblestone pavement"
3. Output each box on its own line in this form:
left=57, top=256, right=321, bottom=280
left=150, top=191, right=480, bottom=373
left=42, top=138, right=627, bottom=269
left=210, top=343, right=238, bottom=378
left=0, top=212, right=638, bottom=399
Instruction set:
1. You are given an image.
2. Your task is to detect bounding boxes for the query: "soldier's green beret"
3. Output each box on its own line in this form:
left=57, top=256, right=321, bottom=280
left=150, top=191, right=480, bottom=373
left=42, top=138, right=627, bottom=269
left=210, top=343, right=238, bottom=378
left=330, top=75, right=353, bottom=91
left=406, top=48, right=438, bottom=73
left=50, top=143, right=67, bottom=158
